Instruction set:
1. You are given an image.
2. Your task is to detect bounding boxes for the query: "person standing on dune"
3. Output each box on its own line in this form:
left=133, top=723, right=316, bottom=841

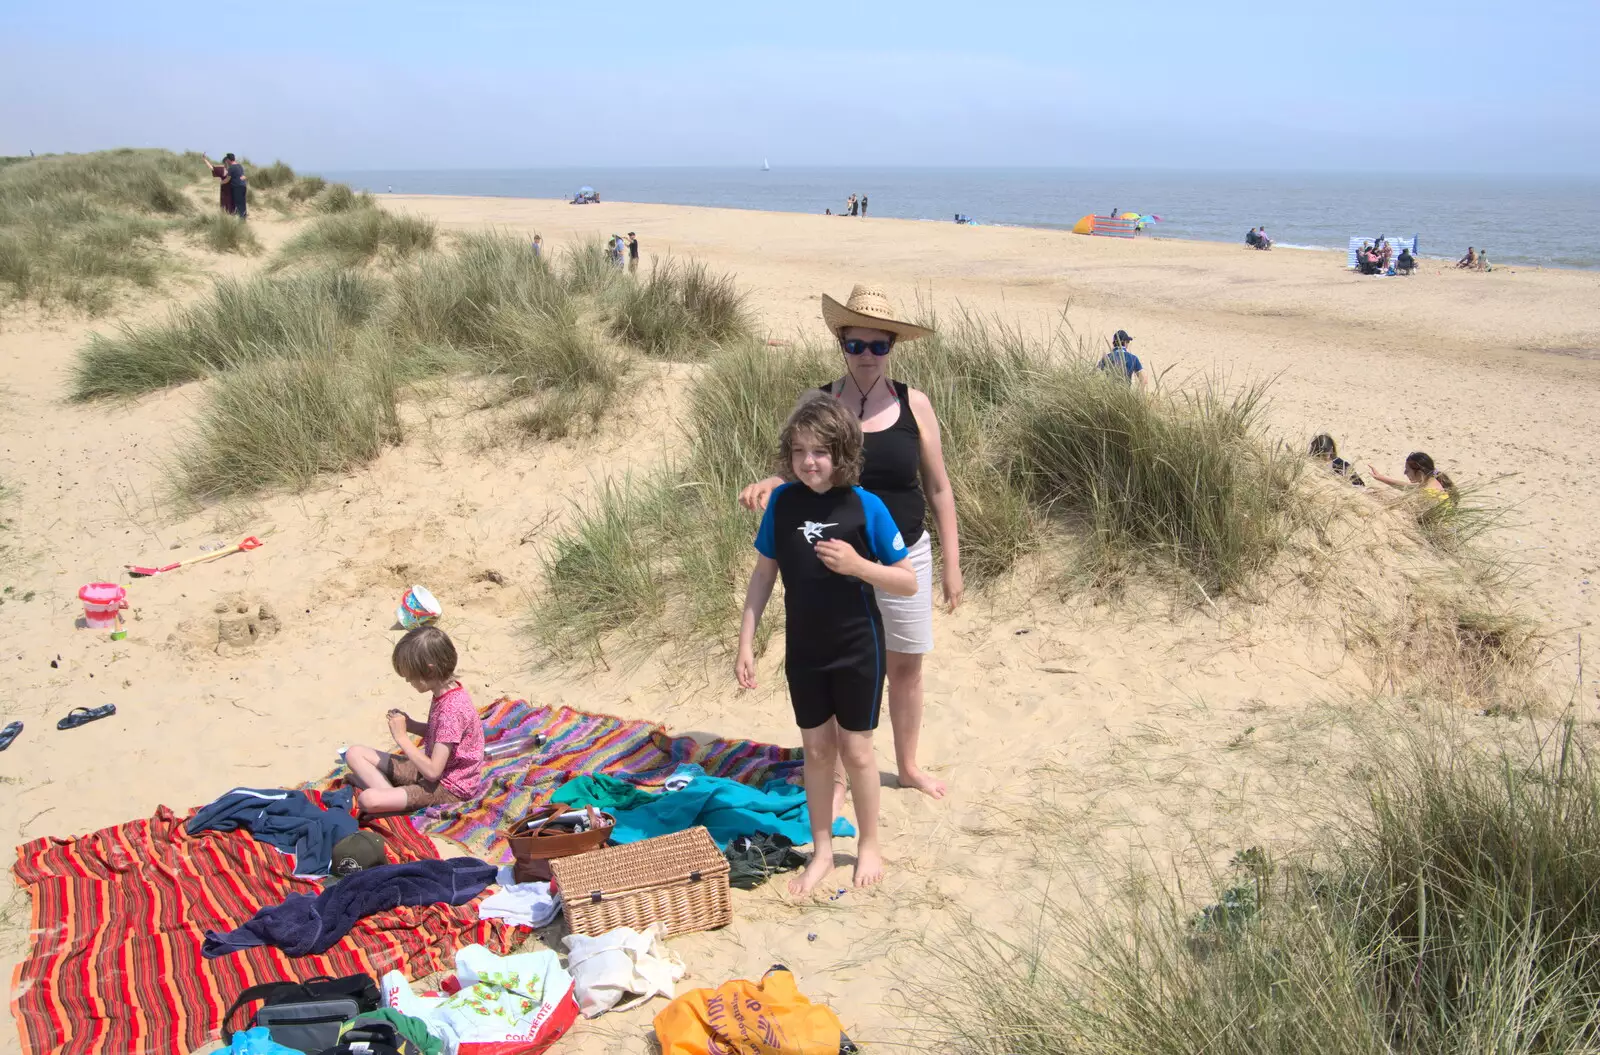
left=740, top=284, right=963, bottom=808
left=220, top=153, right=248, bottom=221
left=860, top=194, right=868, bottom=217
left=627, top=232, right=639, bottom=272
left=201, top=154, right=233, bottom=214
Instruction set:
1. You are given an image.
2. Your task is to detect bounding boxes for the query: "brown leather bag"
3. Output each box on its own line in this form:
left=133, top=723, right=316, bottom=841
left=501, top=803, right=614, bottom=883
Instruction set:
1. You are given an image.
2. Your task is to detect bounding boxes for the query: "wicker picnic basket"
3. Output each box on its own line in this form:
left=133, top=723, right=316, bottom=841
left=551, top=826, right=731, bottom=938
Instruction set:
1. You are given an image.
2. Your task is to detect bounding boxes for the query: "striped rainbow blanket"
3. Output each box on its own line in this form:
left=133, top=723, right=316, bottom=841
left=325, top=698, right=804, bottom=860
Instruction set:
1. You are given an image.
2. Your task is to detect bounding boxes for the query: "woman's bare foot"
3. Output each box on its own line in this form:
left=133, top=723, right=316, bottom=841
left=897, top=766, right=947, bottom=800
left=853, top=845, right=885, bottom=887
left=789, top=851, right=835, bottom=897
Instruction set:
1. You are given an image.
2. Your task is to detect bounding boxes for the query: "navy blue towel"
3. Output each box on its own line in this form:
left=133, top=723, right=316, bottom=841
left=202, top=857, right=497, bottom=958
left=186, top=787, right=358, bottom=878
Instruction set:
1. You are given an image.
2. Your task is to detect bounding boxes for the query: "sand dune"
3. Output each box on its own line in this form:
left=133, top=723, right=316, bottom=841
left=0, top=196, right=1592, bottom=1053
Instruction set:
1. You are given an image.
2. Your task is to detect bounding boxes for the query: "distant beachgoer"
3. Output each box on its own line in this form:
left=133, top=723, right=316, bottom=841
left=847, top=194, right=858, bottom=217
left=826, top=208, right=833, bottom=215
left=1477, top=250, right=1491, bottom=272
left=220, top=153, right=248, bottom=221
left=1245, top=227, right=1259, bottom=248
left=345, top=627, right=486, bottom=815
left=1309, top=434, right=1365, bottom=486
left=1258, top=227, right=1272, bottom=249
left=532, top=234, right=543, bottom=258
left=627, top=231, right=639, bottom=272
left=860, top=194, right=868, bottom=217
left=1368, top=451, right=1457, bottom=504
left=1396, top=247, right=1416, bottom=275
left=202, top=154, right=233, bottom=214
left=1098, top=330, right=1148, bottom=388
left=1457, top=247, right=1477, bottom=269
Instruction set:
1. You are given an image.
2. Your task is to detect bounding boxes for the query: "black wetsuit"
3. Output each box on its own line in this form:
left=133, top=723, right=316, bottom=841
left=755, top=483, right=909, bottom=731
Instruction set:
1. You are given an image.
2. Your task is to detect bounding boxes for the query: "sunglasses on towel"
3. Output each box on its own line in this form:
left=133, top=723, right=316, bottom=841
left=840, top=338, right=894, bottom=357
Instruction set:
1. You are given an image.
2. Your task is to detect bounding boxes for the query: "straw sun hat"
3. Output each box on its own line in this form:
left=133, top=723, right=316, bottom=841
left=820, top=284, right=933, bottom=341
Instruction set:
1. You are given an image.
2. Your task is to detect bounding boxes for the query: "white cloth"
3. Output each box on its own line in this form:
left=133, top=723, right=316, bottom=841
left=382, top=945, right=575, bottom=1055
left=563, top=924, right=685, bottom=1018
left=662, top=763, right=704, bottom=792
left=479, top=872, right=561, bottom=928
left=873, top=530, right=934, bottom=653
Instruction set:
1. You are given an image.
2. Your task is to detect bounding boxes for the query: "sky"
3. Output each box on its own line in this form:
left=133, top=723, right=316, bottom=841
left=2, top=0, right=1596, bottom=173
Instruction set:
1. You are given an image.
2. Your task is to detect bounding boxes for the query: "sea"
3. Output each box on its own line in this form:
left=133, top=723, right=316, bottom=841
left=320, top=167, right=1600, bottom=271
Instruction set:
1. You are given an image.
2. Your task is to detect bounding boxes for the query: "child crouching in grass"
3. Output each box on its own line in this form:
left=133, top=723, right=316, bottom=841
left=346, top=626, right=485, bottom=814
left=736, top=393, right=918, bottom=894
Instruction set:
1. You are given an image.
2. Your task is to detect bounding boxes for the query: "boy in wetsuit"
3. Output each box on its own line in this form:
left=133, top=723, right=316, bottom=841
left=736, top=393, right=917, bottom=895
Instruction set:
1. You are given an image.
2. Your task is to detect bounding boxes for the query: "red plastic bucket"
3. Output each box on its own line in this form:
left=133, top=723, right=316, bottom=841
left=78, top=582, right=127, bottom=629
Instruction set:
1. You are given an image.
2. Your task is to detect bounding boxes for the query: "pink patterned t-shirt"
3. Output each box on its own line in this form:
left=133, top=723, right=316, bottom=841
left=423, top=684, right=485, bottom=799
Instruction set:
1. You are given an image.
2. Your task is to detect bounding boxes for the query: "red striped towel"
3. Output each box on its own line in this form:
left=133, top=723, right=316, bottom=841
left=10, top=801, right=514, bottom=1055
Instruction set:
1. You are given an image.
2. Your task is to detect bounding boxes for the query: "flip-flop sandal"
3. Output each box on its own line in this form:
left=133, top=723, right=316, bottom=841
left=0, top=721, right=20, bottom=750
left=57, top=705, right=116, bottom=730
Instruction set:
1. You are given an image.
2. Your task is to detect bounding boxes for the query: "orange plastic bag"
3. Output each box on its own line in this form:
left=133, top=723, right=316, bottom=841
left=653, top=966, right=856, bottom=1055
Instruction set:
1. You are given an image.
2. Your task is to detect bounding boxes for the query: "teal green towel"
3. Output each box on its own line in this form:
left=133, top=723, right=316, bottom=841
left=552, top=773, right=854, bottom=849
left=549, top=773, right=661, bottom=812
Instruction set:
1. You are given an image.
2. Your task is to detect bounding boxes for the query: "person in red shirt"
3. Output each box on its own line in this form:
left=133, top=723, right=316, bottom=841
left=345, top=626, right=486, bottom=814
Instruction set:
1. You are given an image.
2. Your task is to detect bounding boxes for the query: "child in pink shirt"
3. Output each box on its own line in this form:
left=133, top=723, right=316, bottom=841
left=346, top=626, right=485, bottom=814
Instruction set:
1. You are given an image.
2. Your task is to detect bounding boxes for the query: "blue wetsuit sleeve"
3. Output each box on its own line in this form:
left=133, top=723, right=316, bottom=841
left=856, top=488, right=909, bottom=564
left=754, top=483, right=790, bottom=558
left=1129, top=352, right=1143, bottom=373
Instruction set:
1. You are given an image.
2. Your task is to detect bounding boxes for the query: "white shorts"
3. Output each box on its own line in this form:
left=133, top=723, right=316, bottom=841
left=874, top=531, right=934, bottom=655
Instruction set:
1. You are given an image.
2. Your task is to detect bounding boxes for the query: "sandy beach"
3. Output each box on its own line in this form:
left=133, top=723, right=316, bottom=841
left=3, top=194, right=1598, bottom=1053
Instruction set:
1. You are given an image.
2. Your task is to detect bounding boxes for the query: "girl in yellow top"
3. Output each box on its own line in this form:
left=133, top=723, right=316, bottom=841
left=1367, top=451, right=1457, bottom=502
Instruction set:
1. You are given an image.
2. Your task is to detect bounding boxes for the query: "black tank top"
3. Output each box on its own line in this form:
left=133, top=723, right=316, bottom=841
left=823, top=379, right=925, bottom=543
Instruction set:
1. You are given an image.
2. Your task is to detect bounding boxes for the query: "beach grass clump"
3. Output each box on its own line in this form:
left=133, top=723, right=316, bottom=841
left=607, top=257, right=753, bottom=359
left=274, top=208, right=437, bottom=269
left=559, top=238, right=622, bottom=297
left=532, top=475, right=673, bottom=658
left=72, top=268, right=384, bottom=399
left=287, top=175, right=327, bottom=201
left=1006, top=368, right=1300, bottom=592
left=247, top=160, right=296, bottom=190
left=0, top=149, right=200, bottom=310
left=183, top=212, right=262, bottom=255
left=314, top=182, right=375, bottom=214
left=922, top=718, right=1600, bottom=1055
left=174, top=335, right=400, bottom=499
left=382, top=231, right=627, bottom=433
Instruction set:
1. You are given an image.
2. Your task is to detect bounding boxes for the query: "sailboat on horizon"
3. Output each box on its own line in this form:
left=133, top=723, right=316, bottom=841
left=762, top=157, right=770, bottom=172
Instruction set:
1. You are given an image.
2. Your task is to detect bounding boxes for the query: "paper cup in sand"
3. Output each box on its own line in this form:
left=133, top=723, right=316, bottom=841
left=397, top=585, right=442, bottom=630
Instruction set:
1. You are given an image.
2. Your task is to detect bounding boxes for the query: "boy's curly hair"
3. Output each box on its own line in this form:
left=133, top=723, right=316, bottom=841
left=776, top=392, right=864, bottom=487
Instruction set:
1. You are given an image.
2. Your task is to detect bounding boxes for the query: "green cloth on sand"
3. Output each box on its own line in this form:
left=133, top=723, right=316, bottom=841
left=548, top=773, right=660, bottom=812
left=345, top=1009, right=441, bottom=1055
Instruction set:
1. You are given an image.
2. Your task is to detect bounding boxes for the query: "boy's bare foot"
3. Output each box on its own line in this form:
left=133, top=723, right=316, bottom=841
left=853, top=846, right=884, bottom=887
left=897, top=766, right=947, bottom=800
left=789, top=852, right=834, bottom=897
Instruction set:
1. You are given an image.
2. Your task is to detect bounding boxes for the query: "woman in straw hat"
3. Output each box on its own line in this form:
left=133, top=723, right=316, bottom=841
left=740, top=284, right=963, bottom=803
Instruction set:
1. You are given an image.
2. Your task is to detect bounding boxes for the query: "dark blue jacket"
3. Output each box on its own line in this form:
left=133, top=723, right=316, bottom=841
left=186, top=787, right=358, bottom=878
left=202, top=857, right=497, bottom=958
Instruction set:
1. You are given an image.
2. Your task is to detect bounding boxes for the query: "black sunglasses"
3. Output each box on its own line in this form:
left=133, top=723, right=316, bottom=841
left=841, top=337, right=894, bottom=357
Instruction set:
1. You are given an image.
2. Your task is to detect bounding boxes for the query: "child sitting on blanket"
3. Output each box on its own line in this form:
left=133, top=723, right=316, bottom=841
left=346, top=627, right=486, bottom=814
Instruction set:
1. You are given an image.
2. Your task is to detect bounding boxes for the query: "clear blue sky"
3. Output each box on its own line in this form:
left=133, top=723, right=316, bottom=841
left=2, top=0, right=1595, bottom=173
